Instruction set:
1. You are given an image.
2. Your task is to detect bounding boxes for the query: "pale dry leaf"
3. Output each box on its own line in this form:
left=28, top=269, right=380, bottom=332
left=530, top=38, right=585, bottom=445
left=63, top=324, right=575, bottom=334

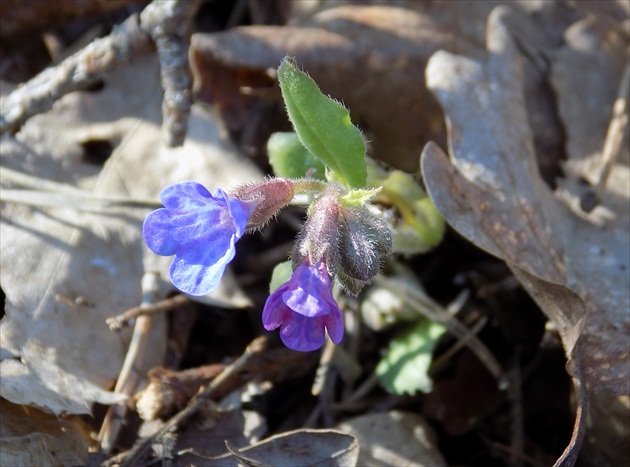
left=161, top=407, right=266, bottom=465
left=0, top=398, right=90, bottom=466
left=548, top=14, right=630, bottom=466
left=208, top=429, right=359, bottom=467
left=336, top=410, right=446, bottom=467
left=420, top=5, right=629, bottom=465
left=0, top=55, right=262, bottom=415
left=551, top=15, right=628, bottom=168
left=550, top=14, right=630, bottom=213
left=423, top=2, right=629, bottom=396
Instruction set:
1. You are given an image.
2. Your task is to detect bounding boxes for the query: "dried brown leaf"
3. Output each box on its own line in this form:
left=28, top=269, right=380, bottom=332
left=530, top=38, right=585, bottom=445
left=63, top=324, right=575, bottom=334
left=209, top=429, right=359, bottom=467
left=550, top=14, right=630, bottom=207
left=0, top=55, right=262, bottom=414
left=420, top=5, right=629, bottom=465
left=146, top=407, right=267, bottom=465
left=0, top=398, right=91, bottom=466
left=336, top=411, right=446, bottom=467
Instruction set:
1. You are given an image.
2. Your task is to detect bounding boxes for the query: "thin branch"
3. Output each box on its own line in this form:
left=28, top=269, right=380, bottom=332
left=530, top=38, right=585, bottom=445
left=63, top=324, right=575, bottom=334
left=98, top=271, right=162, bottom=454
left=106, top=294, right=190, bottom=331
left=101, top=336, right=269, bottom=467
left=0, top=0, right=197, bottom=147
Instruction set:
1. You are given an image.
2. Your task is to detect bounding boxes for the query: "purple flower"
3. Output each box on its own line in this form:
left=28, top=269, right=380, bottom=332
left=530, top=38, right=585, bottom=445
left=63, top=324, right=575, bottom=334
left=262, top=260, right=344, bottom=352
left=143, top=182, right=255, bottom=296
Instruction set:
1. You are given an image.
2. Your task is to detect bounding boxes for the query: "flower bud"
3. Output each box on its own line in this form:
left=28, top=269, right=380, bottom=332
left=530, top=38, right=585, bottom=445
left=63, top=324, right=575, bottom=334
left=230, top=177, right=294, bottom=230
left=336, top=206, right=392, bottom=295
left=292, top=190, right=341, bottom=273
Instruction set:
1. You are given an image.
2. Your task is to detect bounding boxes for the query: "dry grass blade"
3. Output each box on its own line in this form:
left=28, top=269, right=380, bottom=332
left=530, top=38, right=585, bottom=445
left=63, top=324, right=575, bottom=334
left=375, top=275, right=504, bottom=383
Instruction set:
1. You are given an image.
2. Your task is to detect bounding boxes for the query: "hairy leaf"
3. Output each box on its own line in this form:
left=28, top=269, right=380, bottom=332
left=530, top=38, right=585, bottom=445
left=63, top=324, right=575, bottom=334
left=278, top=57, right=367, bottom=188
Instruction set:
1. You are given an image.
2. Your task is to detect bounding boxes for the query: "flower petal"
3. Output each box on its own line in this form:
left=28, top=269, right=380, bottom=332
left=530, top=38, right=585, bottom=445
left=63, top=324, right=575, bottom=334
left=159, top=182, right=213, bottom=211
left=170, top=236, right=236, bottom=295
left=262, top=286, right=290, bottom=330
left=324, top=308, right=344, bottom=344
left=225, top=194, right=255, bottom=237
left=144, top=182, right=255, bottom=296
left=143, top=208, right=182, bottom=256
left=279, top=313, right=326, bottom=352
left=282, top=262, right=333, bottom=318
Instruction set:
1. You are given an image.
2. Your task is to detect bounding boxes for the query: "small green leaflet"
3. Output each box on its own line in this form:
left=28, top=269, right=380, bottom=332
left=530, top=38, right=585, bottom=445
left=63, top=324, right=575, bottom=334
left=277, top=57, right=367, bottom=189
left=376, top=318, right=447, bottom=395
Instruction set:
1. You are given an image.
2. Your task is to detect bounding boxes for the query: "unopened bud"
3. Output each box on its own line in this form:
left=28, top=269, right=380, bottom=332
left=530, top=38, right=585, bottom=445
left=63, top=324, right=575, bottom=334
left=336, top=206, right=392, bottom=295
left=292, top=189, right=341, bottom=272
left=231, top=177, right=294, bottom=229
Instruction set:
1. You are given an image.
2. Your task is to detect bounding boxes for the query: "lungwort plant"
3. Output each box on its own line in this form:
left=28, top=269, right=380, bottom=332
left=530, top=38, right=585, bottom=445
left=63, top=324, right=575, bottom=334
left=143, top=57, right=444, bottom=359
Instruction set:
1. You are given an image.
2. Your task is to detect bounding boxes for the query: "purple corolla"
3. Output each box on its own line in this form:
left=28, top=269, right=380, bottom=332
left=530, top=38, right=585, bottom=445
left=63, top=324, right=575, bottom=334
left=143, top=182, right=255, bottom=296
left=262, top=260, right=344, bottom=352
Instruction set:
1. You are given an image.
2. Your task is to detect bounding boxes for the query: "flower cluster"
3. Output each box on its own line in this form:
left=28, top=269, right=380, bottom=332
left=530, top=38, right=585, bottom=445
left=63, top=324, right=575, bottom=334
left=143, top=178, right=391, bottom=352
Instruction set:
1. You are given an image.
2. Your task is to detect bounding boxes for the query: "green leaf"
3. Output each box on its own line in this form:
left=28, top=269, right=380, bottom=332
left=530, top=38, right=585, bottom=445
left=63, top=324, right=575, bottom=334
left=267, top=132, right=326, bottom=181
left=366, top=160, right=445, bottom=254
left=376, top=319, right=446, bottom=395
left=278, top=57, right=367, bottom=188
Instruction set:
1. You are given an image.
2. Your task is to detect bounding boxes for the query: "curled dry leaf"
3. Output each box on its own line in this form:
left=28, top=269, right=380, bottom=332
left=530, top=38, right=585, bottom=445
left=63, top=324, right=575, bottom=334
left=0, top=398, right=91, bottom=466
left=549, top=12, right=630, bottom=465
left=212, top=429, right=359, bottom=467
left=420, top=6, right=628, bottom=466
left=138, top=406, right=267, bottom=465
left=135, top=347, right=317, bottom=421
left=550, top=13, right=630, bottom=203
left=336, top=410, right=446, bottom=467
left=0, top=55, right=262, bottom=415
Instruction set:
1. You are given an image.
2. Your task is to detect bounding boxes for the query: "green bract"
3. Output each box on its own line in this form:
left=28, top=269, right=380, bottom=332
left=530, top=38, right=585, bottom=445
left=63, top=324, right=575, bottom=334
left=278, top=57, right=367, bottom=189
left=376, top=318, right=446, bottom=395
left=267, top=132, right=326, bottom=181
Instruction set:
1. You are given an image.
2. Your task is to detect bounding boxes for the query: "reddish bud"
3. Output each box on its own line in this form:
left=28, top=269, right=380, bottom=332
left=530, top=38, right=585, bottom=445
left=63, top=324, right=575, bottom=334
left=292, top=190, right=340, bottom=273
left=231, top=177, right=294, bottom=229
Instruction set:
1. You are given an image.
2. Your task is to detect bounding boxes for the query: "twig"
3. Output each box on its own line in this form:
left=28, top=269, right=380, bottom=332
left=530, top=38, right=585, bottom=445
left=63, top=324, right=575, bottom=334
left=107, top=294, right=190, bottom=331
left=101, top=336, right=269, bottom=467
left=0, top=0, right=197, bottom=147
left=98, top=271, right=162, bottom=454
left=1, top=165, right=101, bottom=195
left=141, top=0, right=196, bottom=146
left=508, top=350, right=524, bottom=467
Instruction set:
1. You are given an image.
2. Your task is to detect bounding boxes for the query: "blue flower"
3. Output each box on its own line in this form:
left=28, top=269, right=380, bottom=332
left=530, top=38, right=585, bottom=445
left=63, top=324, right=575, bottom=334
left=143, top=182, right=255, bottom=296
left=262, top=260, right=343, bottom=352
